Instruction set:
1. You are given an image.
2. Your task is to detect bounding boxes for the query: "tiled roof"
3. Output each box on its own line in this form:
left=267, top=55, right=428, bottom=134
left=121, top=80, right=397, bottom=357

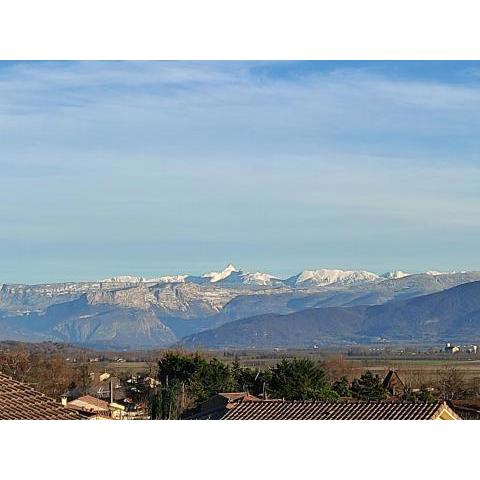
left=0, top=372, right=82, bottom=420
left=222, top=400, right=457, bottom=420
left=68, top=395, right=110, bottom=412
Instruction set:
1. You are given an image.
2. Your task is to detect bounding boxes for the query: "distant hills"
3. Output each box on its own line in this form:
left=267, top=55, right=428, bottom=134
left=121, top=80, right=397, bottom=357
left=1, top=265, right=480, bottom=349
left=181, top=280, right=480, bottom=348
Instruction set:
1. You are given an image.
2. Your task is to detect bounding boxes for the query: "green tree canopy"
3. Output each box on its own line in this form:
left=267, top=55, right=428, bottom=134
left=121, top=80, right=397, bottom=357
left=332, top=376, right=351, bottom=397
left=269, top=358, right=338, bottom=401
left=231, top=360, right=271, bottom=396
left=351, top=371, right=387, bottom=401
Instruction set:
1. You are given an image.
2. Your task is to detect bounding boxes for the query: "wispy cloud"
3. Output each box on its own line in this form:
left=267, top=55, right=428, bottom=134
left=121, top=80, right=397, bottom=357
left=1, top=61, right=480, bottom=282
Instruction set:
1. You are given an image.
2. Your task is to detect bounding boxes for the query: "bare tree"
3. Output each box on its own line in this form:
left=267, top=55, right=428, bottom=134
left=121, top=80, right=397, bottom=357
left=321, top=356, right=361, bottom=383
left=436, top=367, right=467, bottom=400
left=0, top=347, right=33, bottom=381
left=0, top=348, right=81, bottom=399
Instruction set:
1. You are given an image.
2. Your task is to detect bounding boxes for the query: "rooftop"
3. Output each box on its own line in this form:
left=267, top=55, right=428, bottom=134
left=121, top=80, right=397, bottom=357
left=67, top=395, right=110, bottom=413
left=221, top=400, right=460, bottom=420
left=0, top=372, right=82, bottom=420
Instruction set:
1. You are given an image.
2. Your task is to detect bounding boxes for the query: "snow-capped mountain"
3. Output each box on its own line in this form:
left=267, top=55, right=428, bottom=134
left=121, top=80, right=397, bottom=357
left=238, top=271, right=282, bottom=286
left=190, top=264, right=282, bottom=286
left=202, top=264, right=239, bottom=283
left=101, top=275, right=147, bottom=283
left=381, top=270, right=410, bottom=280
left=97, top=265, right=281, bottom=287
left=4, top=267, right=480, bottom=349
left=285, top=269, right=380, bottom=288
left=97, top=266, right=463, bottom=289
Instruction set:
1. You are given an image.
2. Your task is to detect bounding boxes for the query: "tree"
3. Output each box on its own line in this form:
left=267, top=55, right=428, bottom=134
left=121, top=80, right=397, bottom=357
left=188, top=358, right=235, bottom=403
left=154, top=352, right=237, bottom=417
left=321, top=356, right=361, bottom=384
left=351, top=371, right=387, bottom=401
left=231, top=361, right=271, bottom=397
left=152, top=384, right=182, bottom=419
left=0, top=347, right=33, bottom=381
left=332, top=376, right=351, bottom=397
left=0, top=348, right=81, bottom=399
left=269, top=358, right=338, bottom=401
left=437, top=367, right=467, bottom=400
left=157, top=351, right=205, bottom=385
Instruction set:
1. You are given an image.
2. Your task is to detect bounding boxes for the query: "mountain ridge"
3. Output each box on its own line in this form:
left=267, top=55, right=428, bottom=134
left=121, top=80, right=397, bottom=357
left=2, top=268, right=480, bottom=349
left=181, top=280, right=480, bottom=348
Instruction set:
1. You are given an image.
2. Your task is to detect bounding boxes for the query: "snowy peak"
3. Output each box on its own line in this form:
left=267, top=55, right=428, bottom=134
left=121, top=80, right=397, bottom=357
left=425, top=270, right=448, bottom=276
left=286, top=269, right=379, bottom=287
left=198, top=264, right=281, bottom=286
left=240, top=272, right=281, bottom=286
left=202, top=264, right=239, bottom=283
left=97, top=266, right=465, bottom=289
left=381, top=270, right=410, bottom=280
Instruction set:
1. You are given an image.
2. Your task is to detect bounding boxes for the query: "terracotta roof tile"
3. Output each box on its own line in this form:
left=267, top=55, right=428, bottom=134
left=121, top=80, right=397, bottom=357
left=68, top=395, right=110, bottom=412
left=0, top=372, right=83, bottom=420
left=222, top=400, right=456, bottom=420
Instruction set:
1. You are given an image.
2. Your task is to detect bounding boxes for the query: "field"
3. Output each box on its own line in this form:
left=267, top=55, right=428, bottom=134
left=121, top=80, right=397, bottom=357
left=93, top=347, right=480, bottom=388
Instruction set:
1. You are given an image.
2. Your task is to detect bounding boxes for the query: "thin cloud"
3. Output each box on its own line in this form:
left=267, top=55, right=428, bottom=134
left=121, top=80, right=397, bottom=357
left=2, top=61, right=480, bottom=282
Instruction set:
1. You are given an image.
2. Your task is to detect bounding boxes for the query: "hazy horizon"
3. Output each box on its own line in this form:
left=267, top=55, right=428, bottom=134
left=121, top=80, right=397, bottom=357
left=2, top=61, right=480, bottom=283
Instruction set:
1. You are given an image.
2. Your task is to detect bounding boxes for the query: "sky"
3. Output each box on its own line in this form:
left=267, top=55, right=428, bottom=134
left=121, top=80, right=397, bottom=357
left=1, top=60, right=480, bottom=283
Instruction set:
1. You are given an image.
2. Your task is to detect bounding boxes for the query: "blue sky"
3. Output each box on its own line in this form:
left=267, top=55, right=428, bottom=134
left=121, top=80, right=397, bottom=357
left=1, top=61, right=480, bottom=283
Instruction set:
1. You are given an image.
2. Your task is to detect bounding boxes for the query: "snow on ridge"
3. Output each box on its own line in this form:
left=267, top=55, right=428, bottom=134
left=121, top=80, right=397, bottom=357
left=98, top=266, right=469, bottom=288
left=101, top=275, right=146, bottom=283
left=240, top=271, right=281, bottom=286
left=100, top=274, right=188, bottom=284
left=148, top=275, right=188, bottom=284
left=98, top=265, right=279, bottom=287
left=381, top=270, right=410, bottom=280
left=289, top=268, right=379, bottom=287
left=202, top=264, right=239, bottom=283
left=200, top=265, right=281, bottom=286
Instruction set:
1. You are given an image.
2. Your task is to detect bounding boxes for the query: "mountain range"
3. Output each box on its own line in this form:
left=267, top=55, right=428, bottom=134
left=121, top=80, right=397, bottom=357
left=181, top=280, right=480, bottom=348
left=1, top=265, right=480, bottom=349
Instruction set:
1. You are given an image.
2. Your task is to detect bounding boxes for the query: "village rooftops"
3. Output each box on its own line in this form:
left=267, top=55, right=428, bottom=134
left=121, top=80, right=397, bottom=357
left=0, top=372, right=82, bottom=420
left=220, top=400, right=460, bottom=420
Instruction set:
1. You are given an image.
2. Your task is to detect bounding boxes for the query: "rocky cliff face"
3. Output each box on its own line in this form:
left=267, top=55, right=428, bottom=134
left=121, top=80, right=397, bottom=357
left=50, top=305, right=176, bottom=348
left=2, top=270, right=480, bottom=349
left=85, top=286, right=156, bottom=310
left=0, top=281, right=150, bottom=313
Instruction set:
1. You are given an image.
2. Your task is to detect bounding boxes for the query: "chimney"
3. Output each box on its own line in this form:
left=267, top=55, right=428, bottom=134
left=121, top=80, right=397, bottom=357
left=110, top=379, right=114, bottom=404
left=60, top=395, right=68, bottom=407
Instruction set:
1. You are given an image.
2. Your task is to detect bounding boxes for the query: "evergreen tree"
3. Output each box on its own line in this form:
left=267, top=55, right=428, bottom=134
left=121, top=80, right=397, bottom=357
left=231, top=361, right=271, bottom=396
left=351, top=371, right=387, bottom=401
left=332, top=376, right=351, bottom=397
left=157, top=351, right=206, bottom=385
left=150, top=384, right=182, bottom=420
left=402, top=385, right=437, bottom=403
left=189, top=358, right=235, bottom=402
left=269, top=358, right=338, bottom=401
left=416, top=385, right=436, bottom=402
